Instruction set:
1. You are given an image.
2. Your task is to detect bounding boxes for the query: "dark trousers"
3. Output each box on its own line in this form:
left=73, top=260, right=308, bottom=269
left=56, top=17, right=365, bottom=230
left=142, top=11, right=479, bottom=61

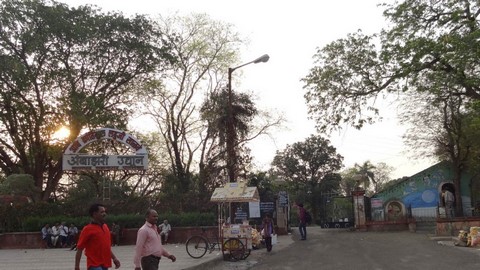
left=60, top=235, right=67, bottom=247
left=141, top=255, right=161, bottom=270
left=264, top=236, right=272, bottom=252
left=42, top=237, right=52, bottom=248
left=299, top=222, right=307, bottom=239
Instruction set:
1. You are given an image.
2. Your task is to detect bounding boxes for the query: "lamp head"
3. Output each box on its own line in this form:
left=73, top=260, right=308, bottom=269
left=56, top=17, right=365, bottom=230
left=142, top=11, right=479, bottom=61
left=253, top=54, right=270, bottom=64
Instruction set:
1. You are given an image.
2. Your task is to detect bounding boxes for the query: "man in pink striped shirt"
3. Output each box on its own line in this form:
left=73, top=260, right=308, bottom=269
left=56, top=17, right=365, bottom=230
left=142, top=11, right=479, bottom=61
left=134, top=209, right=176, bottom=270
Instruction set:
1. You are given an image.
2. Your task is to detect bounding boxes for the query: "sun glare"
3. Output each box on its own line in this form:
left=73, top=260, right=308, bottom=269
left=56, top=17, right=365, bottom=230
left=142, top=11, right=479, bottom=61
left=51, top=126, right=70, bottom=141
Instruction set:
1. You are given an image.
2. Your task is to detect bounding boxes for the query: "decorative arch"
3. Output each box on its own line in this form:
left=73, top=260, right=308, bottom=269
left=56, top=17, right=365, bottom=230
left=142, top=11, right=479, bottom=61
left=62, top=128, right=148, bottom=171
left=439, top=182, right=456, bottom=207
left=385, top=200, right=405, bottom=221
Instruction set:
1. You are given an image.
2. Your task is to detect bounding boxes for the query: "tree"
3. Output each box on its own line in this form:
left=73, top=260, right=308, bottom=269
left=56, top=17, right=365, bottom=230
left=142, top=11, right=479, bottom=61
left=140, top=13, right=283, bottom=205
left=201, top=89, right=277, bottom=182
left=302, top=0, right=480, bottom=133
left=133, top=13, right=245, bottom=212
left=0, top=0, right=174, bottom=201
left=340, top=162, right=393, bottom=196
left=0, top=174, right=37, bottom=198
left=339, top=168, right=359, bottom=196
left=371, top=162, right=394, bottom=193
left=400, top=90, right=474, bottom=215
left=463, top=101, right=480, bottom=176
left=247, top=171, right=276, bottom=202
left=354, top=161, right=377, bottom=192
left=271, top=135, right=343, bottom=220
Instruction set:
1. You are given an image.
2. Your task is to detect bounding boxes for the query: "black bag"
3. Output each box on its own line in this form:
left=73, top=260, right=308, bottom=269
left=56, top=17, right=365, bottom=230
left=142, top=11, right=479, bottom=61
left=305, top=211, right=312, bottom=223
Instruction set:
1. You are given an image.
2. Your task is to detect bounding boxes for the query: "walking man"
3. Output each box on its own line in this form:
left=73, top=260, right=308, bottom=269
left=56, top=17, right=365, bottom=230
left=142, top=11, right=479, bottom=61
left=111, top=222, right=120, bottom=246
left=134, top=209, right=176, bottom=270
left=262, top=214, right=275, bottom=252
left=74, top=203, right=121, bottom=270
left=297, top=203, right=307, bottom=240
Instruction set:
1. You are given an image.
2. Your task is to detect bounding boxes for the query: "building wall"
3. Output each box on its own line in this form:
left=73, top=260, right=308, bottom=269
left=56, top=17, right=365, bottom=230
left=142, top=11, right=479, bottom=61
left=371, top=161, right=473, bottom=220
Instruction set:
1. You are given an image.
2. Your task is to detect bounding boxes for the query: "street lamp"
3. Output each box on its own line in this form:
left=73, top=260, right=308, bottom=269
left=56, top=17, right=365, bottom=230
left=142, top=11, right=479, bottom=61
left=226, top=54, right=270, bottom=182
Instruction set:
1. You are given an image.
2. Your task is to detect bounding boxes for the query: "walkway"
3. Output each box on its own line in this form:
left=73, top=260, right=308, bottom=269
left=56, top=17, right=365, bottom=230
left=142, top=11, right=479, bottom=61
left=0, top=233, right=294, bottom=270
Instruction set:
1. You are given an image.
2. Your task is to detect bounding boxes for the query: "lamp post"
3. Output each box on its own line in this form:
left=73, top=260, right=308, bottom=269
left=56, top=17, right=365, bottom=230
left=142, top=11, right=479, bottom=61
left=226, top=54, right=269, bottom=183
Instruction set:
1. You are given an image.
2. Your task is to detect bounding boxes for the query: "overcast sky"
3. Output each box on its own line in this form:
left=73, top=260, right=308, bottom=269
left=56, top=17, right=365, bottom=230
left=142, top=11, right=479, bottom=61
left=60, top=0, right=436, bottom=179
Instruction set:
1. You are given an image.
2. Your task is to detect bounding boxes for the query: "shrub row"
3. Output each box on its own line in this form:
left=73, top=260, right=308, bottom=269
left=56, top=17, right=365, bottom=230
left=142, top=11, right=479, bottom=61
left=3, top=208, right=216, bottom=233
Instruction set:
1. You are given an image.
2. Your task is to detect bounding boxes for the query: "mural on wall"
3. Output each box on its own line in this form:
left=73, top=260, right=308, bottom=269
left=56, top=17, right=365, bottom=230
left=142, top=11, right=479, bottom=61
left=371, top=162, right=454, bottom=220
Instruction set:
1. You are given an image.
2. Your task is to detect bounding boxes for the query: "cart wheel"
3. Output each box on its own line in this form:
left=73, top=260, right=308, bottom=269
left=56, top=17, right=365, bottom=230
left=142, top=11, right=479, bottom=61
left=223, top=238, right=245, bottom=261
left=242, top=249, right=251, bottom=260
left=186, top=235, right=208, bottom=259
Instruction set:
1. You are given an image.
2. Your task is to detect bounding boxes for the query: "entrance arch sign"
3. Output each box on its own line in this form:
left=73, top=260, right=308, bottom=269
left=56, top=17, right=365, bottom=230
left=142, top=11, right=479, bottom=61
left=62, top=128, right=148, bottom=171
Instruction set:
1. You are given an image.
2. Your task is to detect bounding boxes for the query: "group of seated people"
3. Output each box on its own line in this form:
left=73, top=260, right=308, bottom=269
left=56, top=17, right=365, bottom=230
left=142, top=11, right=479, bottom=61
left=41, top=219, right=172, bottom=248
left=41, top=222, right=78, bottom=249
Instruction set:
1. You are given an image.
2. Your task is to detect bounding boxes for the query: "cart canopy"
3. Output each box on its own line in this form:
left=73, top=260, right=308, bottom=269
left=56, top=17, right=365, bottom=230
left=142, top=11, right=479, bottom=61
left=210, top=182, right=259, bottom=202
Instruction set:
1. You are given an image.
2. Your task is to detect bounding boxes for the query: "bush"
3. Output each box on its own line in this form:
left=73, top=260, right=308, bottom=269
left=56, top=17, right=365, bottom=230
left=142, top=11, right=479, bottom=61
left=1, top=200, right=217, bottom=232
left=21, top=212, right=216, bottom=232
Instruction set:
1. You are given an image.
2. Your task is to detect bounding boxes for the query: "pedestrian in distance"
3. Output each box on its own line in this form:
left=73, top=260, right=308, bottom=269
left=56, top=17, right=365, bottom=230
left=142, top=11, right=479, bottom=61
left=68, top=223, right=79, bottom=250
left=134, top=209, right=176, bottom=270
left=158, top=219, right=171, bottom=245
left=442, top=188, right=455, bottom=218
left=111, top=222, right=121, bottom=246
left=296, top=203, right=307, bottom=240
left=74, top=203, right=121, bottom=270
left=262, top=214, right=275, bottom=252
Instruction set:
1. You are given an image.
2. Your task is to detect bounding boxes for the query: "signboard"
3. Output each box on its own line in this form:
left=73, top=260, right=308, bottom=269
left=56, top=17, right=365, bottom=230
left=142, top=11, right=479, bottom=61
left=62, top=154, right=148, bottom=171
left=371, top=198, right=383, bottom=208
left=278, top=191, right=288, bottom=207
left=62, top=128, right=148, bottom=171
left=249, top=202, right=260, bottom=218
left=260, top=202, right=275, bottom=214
left=235, top=209, right=248, bottom=222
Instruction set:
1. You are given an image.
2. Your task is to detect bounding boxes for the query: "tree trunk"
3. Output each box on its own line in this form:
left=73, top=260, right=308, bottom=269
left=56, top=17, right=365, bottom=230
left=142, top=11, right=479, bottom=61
left=453, top=164, right=464, bottom=217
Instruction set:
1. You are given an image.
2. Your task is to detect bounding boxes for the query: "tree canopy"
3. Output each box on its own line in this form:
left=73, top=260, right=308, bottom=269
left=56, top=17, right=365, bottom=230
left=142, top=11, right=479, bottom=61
left=302, top=0, right=480, bottom=216
left=0, top=0, right=175, bottom=201
left=303, top=0, right=480, bottom=133
left=271, top=135, right=343, bottom=221
left=271, top=135, right=343, bottom=186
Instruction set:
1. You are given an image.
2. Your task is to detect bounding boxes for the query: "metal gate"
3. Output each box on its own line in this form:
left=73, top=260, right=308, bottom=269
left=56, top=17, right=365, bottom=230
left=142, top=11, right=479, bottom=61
left=319, top=192, right=355, bottom=229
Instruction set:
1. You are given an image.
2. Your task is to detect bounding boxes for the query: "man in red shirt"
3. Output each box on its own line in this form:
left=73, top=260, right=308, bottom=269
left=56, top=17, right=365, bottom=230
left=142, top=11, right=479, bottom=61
left=134, top=209, right=176, bottom=270
left=74, top=203, right=121, bottom=270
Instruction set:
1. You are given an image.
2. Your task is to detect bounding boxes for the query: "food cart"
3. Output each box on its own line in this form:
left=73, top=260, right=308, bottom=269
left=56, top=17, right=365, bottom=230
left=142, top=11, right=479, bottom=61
left=210, top=182, right=260, bottom=261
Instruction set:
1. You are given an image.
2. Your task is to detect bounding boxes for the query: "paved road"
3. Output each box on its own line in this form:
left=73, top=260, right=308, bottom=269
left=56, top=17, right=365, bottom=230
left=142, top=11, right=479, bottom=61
left=0, top=242, right=220, bottom=270
left=0, top=232, right=293, bottom=270
left=251, top=228, right=480, bottom=270
left=1, top=227, right=479, bottom=270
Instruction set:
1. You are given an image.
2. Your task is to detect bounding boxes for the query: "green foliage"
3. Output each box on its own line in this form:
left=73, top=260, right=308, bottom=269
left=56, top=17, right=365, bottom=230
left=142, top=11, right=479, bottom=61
left=303, top=0, right=480, bottom=133
left=272, top=135, right=343, bottom=222
left=464, top=101, right=480, bottom=175
left=271, top=135, right=343, bottom=185
left=0, top=0, right=175, bottom=201
left=0, top=174, right=38, bottom=196
left=15, top=211, right=216, bottom=232
left=0, top=201, right=63, bottom=232
left=246, top=171, right=276, bottom=202
left=24, top=215, right=90, bottom=232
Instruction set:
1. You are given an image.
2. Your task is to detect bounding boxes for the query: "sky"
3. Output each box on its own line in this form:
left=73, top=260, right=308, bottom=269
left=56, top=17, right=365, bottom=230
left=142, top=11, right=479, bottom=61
left=60, top=0, right=436, bottom=179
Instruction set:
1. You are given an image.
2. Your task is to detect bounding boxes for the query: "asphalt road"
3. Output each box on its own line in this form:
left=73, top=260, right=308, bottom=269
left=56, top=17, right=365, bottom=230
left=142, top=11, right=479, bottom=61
left=249, top=227, right=480, bottom=270
left=3, top=226, right=479, bottom=270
